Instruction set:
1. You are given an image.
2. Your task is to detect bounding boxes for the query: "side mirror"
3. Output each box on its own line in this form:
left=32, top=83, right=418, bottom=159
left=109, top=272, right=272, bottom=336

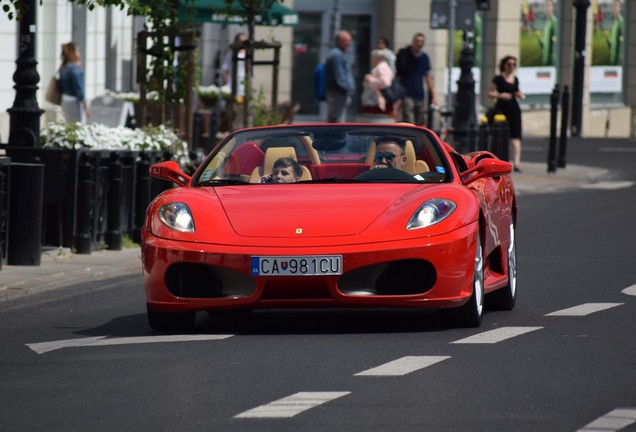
left=461, top=158, right=512, bottom=185
left=149, top=161, right=191, bottom=187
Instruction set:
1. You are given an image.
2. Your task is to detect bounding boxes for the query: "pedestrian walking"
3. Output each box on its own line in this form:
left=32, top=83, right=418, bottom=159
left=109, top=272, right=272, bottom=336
left=59, top=42, right=90, bottom=123
left=395, top=32, right=437, bottom=126
left=222, top=32, right=247, bottom=97
left=376, top=36, right=396, bottom=73
left=487, top=55, right=525, bottom=172
left=325, top=30, right=355, bottom=123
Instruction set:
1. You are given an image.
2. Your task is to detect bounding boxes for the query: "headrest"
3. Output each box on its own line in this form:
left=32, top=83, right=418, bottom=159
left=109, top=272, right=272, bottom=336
left=263, top=146, right=298, bottom=173
left=403, top=140, right=416, bottom=174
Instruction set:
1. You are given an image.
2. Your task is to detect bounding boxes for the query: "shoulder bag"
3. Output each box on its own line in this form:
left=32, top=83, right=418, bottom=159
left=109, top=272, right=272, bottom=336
left=45, top=72, right=62, bottom=105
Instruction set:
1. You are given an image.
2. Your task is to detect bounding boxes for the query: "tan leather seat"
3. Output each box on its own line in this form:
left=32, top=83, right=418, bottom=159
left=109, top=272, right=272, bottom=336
left=404, top=140, right=430, bottom=174
left=248, top=146, right=313, bottom=183
left=365, top=140, right=429, bottom=174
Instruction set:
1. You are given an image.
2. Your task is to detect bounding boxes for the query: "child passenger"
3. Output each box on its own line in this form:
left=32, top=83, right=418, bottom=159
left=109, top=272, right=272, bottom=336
left=260, top=157, right=302, bottom=183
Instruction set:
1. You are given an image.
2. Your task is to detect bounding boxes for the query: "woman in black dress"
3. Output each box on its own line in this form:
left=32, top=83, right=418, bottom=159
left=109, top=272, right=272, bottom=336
left=487, top=55, right=525, bottom=172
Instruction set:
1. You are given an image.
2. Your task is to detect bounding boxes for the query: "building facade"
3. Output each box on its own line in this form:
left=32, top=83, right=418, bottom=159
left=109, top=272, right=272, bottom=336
left=0, top=0, right=634, bottom=141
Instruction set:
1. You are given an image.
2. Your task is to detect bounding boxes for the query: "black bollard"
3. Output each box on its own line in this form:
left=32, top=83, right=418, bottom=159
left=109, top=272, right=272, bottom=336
left=499, top=117, right=510, bottom=162
left=490, top=117, right=501, bottom=157
left=105, top=151, right=123, bottom=250
left=133, top=152, right=151, bottom=244
left=74, top=152, right=93, bottom=254
left=207, top=111, right=219, bottom=152
left=192, top=112, right=202, bottom=150
left=547, top=85, right=560, bottom=173
left=491, top=114, right=509, bottom=162
left=558, top=85, right=570, bottom=168
left=7, top=162, right=44, bottom=265
left=478, top=116, right=489, bottom=151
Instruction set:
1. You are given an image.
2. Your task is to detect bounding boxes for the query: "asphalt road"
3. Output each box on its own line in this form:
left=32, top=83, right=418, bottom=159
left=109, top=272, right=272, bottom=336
left=1, top=138, right=635, bottom=431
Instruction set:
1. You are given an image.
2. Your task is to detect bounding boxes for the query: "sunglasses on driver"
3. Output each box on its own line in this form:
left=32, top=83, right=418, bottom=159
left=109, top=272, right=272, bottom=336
left=374, top=152, right=401, bottom=162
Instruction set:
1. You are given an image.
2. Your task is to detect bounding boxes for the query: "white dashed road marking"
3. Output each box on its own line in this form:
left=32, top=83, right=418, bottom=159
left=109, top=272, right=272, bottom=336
left=623, top=285, right=636, bottom=296
left=26, top=334, right=234, bottom=354
left=354, top=356, right=451, bottom=376
left=234, top=392, right=350, bottom=419
left=451, top=326, right=543, bottom=344
left=599, top=147, right=636, bottom=153
left=580, top=181, right=635, bottom=190
left=577, top=408, right=636, bottom=432
left=545, top=303, right=623, bottom=317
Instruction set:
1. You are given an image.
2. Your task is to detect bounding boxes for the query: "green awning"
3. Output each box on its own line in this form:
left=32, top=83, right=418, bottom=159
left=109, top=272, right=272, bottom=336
left=180, top=0, right=299, bottom=27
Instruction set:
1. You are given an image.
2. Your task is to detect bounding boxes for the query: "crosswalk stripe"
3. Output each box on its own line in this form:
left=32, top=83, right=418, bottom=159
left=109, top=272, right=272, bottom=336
left=545, top=303, right=623, bottom=317
left=577, top=408, right=636, bottom=431
left=234, top=392, right=350, bottom=419
left=451, top=326, right=542, bottom=344
left=354, top=356, right=451, bottom=376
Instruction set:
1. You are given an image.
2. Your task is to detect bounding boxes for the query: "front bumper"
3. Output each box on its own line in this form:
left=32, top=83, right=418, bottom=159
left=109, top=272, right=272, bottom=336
left=142, top=223, right=478, bottom=312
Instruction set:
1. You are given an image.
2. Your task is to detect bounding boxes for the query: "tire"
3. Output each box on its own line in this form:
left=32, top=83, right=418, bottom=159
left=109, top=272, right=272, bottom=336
left=486, top=222, right=517, bottom=310
left=442, top=233, right=484, bottom=328
left=147, top=304, right=196, bottom=333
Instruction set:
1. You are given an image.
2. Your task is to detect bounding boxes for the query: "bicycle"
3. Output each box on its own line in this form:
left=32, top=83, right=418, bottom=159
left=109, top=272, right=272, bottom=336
left=429, top=104, right=454, bottom=142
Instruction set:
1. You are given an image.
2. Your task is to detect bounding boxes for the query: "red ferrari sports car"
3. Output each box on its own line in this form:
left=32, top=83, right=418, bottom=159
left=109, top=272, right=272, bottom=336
left=142, top=123, right=517, bottom=331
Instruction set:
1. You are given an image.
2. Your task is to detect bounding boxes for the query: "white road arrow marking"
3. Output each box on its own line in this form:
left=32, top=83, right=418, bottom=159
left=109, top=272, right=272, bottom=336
left=545, top=303, right=623, bottom=317
left=451, top=326, right=543, bottom=344
left=577, top=408, right=636, bottom=432
left=354, top=356, right=450, bottom=376
left=234, top=391, right=351, bottom=419
left=27, top=334, right=234, bottom=354
left=622, top=285, right=636, bottom=296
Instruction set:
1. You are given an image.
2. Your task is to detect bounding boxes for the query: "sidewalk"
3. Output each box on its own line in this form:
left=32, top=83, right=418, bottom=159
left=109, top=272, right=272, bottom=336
left=0, top=246, right=142, bottom=302
left=0, top=161, right=611, bottom=303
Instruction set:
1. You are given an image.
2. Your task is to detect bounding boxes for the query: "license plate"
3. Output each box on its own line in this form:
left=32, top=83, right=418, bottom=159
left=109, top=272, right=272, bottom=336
left=250, top=255, right=342, bottom=276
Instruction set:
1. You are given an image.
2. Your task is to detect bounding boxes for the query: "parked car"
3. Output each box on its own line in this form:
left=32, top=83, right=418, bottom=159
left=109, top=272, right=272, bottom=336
left=142, top=123, right=517, bottom=331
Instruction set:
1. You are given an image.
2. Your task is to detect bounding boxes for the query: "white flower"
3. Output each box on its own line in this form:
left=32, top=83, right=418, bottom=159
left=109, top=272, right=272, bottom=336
left=220, top=85, right=232, bottom=99
left=104, top=90, right=141, bottom=103
left=196, top=85, right=221, bottom=98
left=40, top=121, right=190, bottom=169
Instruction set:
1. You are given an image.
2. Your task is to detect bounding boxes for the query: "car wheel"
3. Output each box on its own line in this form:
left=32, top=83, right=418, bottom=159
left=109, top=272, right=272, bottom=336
left=486, top=222, right=517, bottom=310
left=442, top=233, right=484, bottom=328
left=147, top=304, right=196, bottom=333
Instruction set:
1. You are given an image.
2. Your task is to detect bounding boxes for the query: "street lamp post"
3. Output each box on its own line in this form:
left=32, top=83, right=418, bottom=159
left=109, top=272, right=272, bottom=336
left=7, top=0, right=43, bottom=147
left=452, top=32, right=477, bottom=153
left=570, top=0, right=590, bottom=137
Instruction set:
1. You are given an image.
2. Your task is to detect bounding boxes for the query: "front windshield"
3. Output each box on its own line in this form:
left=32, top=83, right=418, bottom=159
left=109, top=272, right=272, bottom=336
left=193, top=125, right=450, bottom=185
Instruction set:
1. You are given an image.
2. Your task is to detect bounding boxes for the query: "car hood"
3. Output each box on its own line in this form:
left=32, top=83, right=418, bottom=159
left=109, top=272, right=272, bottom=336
left=214, top=184, right=422, bottom=238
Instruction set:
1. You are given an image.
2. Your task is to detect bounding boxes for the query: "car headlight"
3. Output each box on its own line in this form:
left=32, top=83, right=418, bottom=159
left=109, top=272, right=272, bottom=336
left=406, top=199, right=456, bottom=230
left=158, top=202, right=195, bottom=232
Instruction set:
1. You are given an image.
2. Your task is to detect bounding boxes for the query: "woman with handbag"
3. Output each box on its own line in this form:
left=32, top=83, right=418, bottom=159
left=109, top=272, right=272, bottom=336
left=59, top=42, right=90, bottom=123
left=487, top=55, right=525, bottom=172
